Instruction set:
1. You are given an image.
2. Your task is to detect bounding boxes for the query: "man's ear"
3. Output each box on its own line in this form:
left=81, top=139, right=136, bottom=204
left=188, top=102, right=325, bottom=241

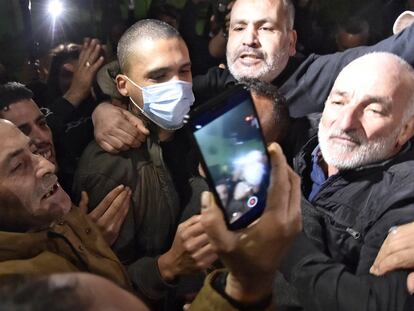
left=397, top=117, right=414, bottom=147
left=288, top=30, right=297, bottom=57
left=116, top=74, right=129, bottom=97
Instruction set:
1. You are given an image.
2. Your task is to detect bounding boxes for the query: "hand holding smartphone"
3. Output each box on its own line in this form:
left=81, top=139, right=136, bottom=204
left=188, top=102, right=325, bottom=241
left=188, top=86, right=271, bottom=230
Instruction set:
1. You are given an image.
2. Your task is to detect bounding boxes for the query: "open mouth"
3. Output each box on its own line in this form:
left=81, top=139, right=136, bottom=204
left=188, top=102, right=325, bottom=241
left=239, top=48, right=264, bottom=58
left=42, top=183, right=59, bottom=200
left=330, top=135, right=360, bottom=145
left=240, top=53, right=262, bottom=59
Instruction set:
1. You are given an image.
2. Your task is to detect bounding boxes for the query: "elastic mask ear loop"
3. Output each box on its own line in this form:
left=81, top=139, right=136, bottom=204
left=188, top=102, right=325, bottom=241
left=124, top=75, right=144, bottom=91
left=129, top=96, right=145, bottom=115
left=123, top=75, right=147, bottom=117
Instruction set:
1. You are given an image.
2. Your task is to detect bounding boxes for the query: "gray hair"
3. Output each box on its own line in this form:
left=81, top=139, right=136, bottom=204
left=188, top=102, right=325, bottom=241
left=117, top=19, right=182, bottom=74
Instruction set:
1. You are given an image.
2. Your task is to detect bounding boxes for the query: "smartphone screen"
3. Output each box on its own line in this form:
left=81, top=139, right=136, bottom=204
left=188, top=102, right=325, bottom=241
left=189, top=86, right=270, bottom=230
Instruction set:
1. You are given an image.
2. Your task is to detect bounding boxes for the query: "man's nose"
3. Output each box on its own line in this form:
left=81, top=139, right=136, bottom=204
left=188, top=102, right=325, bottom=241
left=31, top=126, right=49, bottom=145
left=242, top=25, right=260, bottom=47
left=338, top=105, right=361, bottom=131
left=34, top=154, right=56, bottom=179
left=170, top=75, right=181, bottom=82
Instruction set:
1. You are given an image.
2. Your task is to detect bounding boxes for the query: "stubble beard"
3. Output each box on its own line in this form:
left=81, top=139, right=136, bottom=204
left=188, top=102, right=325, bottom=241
left=226, top=46, right=288, bottom=82
left=318, top=121, right=401, bottom=170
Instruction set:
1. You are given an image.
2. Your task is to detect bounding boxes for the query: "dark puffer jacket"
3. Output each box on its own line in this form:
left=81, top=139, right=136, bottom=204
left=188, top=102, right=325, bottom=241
left=280, top=135, right=414, bottom=311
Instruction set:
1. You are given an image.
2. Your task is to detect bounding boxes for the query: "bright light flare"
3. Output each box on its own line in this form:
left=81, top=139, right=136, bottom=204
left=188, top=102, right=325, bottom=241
left=48, top=0, right=63, bottom=18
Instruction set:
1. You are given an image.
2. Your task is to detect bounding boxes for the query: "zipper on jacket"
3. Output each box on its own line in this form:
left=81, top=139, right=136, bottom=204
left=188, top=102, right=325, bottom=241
left=346, top=227, right=361, bottom=240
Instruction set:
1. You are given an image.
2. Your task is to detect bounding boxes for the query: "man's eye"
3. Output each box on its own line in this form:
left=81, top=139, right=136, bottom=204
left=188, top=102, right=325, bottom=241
left=259, top=26, right=273, bottom=31
left=330, top=101, right=343, bottom=105
left=180, top=68, right=191, bottom=73
left=18, top=125, right=31, bottom=136
left=367, top=108, right=384, bottom=115
left=11, top=163, right=22, bottom=173
left=38, top=120, right=48, bottom=128
left=150, top=74, right=167, bottom=82
left=29, top=143, right=37, bottom=154
left=41, top=123, right=49, bottom=130
left=365, top=103, right=387, bottom=116
left=232, top=26, right=244, bottom=32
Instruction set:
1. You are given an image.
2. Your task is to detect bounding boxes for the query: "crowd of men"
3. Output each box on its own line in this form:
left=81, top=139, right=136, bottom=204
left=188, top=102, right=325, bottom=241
left=1, top=0, right=414, bottom=310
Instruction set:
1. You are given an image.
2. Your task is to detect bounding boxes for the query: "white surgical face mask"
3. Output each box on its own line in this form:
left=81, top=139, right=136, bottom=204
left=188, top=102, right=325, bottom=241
left=125, top=76, right=194, bottom=130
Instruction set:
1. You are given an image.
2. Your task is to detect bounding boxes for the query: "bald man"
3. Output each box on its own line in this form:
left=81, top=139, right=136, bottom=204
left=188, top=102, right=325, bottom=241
left=280, top=52, right=414, bottom=311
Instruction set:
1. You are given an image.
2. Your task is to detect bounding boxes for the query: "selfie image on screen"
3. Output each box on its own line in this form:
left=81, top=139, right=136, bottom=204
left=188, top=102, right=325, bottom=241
left=194, top=98, right=270, bottom=224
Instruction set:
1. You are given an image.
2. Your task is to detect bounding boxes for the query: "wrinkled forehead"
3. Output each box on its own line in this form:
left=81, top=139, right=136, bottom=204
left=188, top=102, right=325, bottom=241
left=0, top=120, right=25, bottom=139
left=331, top=57, right=413, bottom=104
left=0, top=122, right=29, bottom=165
left=231, top=0, right=287, bottom=23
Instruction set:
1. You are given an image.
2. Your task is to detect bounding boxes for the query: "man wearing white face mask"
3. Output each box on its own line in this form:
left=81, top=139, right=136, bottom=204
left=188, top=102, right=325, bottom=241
left=124, top=77, right=194, bottom=131
left=72, top=19, right=218, bottom=310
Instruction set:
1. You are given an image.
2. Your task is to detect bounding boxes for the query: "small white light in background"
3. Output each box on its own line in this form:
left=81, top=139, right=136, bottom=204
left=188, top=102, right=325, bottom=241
left=48, top=0, right=63, bottom=19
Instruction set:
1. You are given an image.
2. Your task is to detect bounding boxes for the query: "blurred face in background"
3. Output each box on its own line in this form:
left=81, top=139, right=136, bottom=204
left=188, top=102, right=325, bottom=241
left=1, top=99, right=56, bottom=166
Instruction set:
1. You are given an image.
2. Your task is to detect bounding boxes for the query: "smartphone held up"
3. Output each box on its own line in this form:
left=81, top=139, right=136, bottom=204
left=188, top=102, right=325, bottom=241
left=188, top=86, right=271, bottom=230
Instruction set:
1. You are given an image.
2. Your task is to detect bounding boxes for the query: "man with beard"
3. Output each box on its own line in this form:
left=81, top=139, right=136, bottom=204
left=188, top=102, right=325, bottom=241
left=194, top=0, right=414, bottom=117
left=0, top=83, right=56, bottom=166
left=277, top=52, right=414, bottom=311
left=0, top=82, right=131, bottom=246
left=90, top=0, right=414, bottom=154
left=0, top=141, right=302, bottom=311
left=0, top=119, right=131, bottom=289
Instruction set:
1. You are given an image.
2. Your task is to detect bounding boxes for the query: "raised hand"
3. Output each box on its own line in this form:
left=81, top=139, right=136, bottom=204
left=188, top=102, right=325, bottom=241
left=63, top=38, right=105, bottom=107
left=79, top=185, right=131, bottom=245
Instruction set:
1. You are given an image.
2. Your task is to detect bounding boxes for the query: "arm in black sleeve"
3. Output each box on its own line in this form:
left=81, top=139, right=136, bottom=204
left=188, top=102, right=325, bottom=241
left=193, top=67, right=234, bottom=106
left=280, top=201, right=414, bottom=311
left=282, top=234, right=411, bottom=311
left=48, top=97, right=78, bottom=124
left=46, top=97, right=78, bottom=173
left=284, top=23, right=414, bottom=117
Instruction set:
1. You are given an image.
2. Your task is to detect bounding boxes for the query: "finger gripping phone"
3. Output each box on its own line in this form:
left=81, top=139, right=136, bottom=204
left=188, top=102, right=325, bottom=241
left=188, top=85, right=271, bottom=230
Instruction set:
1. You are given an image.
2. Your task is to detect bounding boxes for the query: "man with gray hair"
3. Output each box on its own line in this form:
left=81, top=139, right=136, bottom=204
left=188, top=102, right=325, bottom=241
left=92, top=0, right=414, bottom=154
left=279, top=52, right=414, bottom=310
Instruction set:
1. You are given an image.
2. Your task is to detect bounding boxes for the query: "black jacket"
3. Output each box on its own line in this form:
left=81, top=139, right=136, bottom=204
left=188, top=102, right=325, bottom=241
left=193, top=22, right=414, bottom=118
left=45, top=96, right=97, bottom=196
left=280, top=135, right=414, bottom=311
left=95, top=22, right=414, bottom=118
